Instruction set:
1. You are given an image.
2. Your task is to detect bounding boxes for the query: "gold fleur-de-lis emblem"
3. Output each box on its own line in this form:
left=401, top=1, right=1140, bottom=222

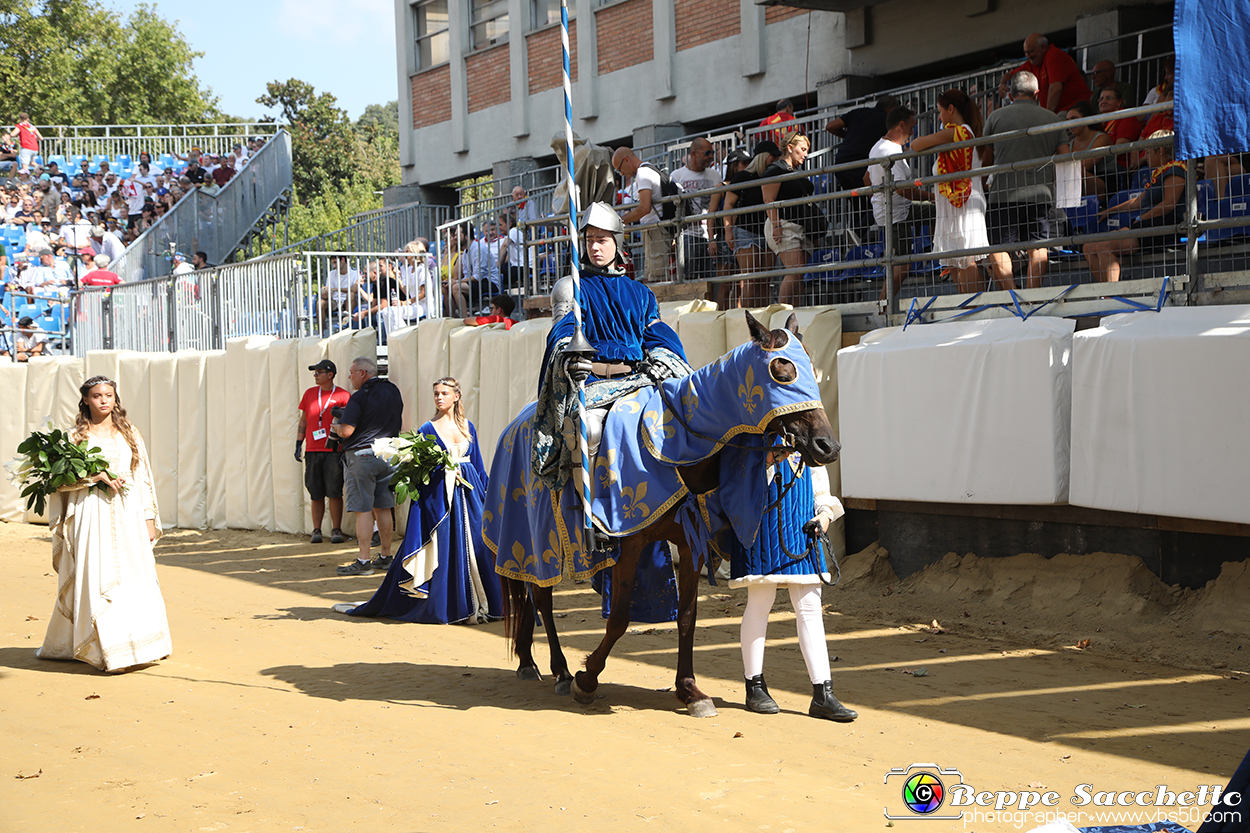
left=507, top=541, right=536, bottom=572
left=595, top=448, right=618, bottom=490
left=643, top=408, right=676, bottom=441
left=681, top=379, right=699, bottom=422
left=616, top=392, right=643, bottom=414
left=738, top=364, right=763, bottom=415
left=621, top=481, right=651, bottom=519
left=539, top=530, right=561, bottom=566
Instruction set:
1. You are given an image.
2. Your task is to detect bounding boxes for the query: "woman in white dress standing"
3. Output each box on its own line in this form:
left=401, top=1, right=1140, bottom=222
left=38, top=375, right=170, bottom=672
left=912, top=88, right=988, bottom=294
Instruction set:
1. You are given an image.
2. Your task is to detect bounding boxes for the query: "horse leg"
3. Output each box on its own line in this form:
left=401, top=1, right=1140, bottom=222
left=672, top=534, right=717, bottom=718
left=504, top=578, right=542, bottom=681
left=572, top=538, right=641, bottom=705
left=533, top=584, right=574, bottom=695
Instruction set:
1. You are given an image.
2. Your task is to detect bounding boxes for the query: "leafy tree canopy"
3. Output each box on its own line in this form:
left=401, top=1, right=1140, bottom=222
left=0, top=0, right=219, bottom=124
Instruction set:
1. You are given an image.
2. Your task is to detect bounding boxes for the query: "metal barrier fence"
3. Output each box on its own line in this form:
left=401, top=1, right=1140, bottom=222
left=29, top=123, right=284, bottom=161
left=71, top=254, right=304, bottom=354
left=111, top=131, right=293, bottom=283
left=300, top=251, right=440, bottom=343
left=270, top=202, right=454, bottom=259
left=454, top=164, right=561, bottom=211
left=504, top=101, right=1250, bottom=324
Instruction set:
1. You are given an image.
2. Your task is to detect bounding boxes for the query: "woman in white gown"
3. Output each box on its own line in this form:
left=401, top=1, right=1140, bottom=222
left=38, top=375, right=170, bottom=672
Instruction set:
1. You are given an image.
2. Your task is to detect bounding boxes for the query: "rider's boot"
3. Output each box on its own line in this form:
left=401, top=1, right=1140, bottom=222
left=744, top=674, right=779, bottom=714
left=809, top=680, right=858, bottom=722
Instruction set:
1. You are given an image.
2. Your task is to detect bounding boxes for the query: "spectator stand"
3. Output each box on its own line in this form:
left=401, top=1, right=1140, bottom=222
left=31, top=123, right=282, bottom=165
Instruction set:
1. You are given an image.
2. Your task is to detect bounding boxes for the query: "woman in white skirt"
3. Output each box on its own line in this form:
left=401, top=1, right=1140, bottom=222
left=912, top=88, right=988, bottom=294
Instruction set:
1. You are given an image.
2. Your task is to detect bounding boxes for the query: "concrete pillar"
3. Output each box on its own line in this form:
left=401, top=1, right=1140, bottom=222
left=449, top=2, right=471, bottom=153
left=817, top=75, right=888, bottom=110
left=576, top=0, right=599, bottom=121
left=508, top=0, right=530, bottom=138
left=393, top=1, right=416, bottom=168
left=652, top=0, right=676, bottom=101
left=739, top=0, right=765, bottom=78
left=632, top=123, right=686, bottom=150
left=384, top=183, right=457, bottom=208
left=492, top=156, right=541, bottom=184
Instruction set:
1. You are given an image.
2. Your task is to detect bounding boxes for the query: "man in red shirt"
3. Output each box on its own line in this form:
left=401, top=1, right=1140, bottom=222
left=211, top=157, right=234, bottom=188
left=13, top=113, right=42, bottom=175
left=999, top=34, right=1091, bottom=114
left=296, top=360, right=353, bottom=544
left=759, top=98, right=797, bottom=145
left=1099, top=87, right=1143, bottom=176
left=79, top=254, right=122, bottom=286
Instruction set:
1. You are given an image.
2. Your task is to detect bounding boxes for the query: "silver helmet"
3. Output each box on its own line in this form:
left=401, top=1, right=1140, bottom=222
left=578, top=201, right=625, bottom=253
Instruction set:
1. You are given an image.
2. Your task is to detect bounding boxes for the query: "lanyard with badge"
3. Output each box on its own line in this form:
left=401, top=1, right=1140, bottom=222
left=311, top=386, right=340, bottom=442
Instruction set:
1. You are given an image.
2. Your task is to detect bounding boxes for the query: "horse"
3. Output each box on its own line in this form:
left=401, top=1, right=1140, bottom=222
left=482, top=310, right=839, bottom=718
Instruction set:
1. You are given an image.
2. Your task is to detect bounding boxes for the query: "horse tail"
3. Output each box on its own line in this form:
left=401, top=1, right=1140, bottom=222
left=501, top=575, right=529, bottom=658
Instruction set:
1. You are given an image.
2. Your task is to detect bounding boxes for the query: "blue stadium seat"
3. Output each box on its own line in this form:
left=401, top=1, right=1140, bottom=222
left=910, top=224, right=941, bottom=274
left=1209, top=187, right=1250, bottom=242
left=1103, top=189, right=1142, bottom=233
left=806, top=247, right=843, bottom=281
left=93, top=154, right=109, bottom=163
left=33, top=154, right=43, bottom=167
left=48, top=154, right=67, bottom=170
left=116, top=154, right=132, bottom=169
left=1197, top=179, right=1217, bottom=220
left=1065, top=195, right=1100, bottom=235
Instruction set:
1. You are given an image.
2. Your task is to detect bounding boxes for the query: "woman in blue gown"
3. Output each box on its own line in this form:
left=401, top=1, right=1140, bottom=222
left=340, top=377, right=502, bottom=624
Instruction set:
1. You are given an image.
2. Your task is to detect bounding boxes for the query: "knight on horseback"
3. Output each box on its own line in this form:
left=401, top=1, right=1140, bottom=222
left=532, top=202, right=691, bottom=620
left=532, top=201, right=690, bottom=493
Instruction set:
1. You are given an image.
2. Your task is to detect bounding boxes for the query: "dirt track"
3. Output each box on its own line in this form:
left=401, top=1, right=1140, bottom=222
left=2, top=522, right=1246, bottom=833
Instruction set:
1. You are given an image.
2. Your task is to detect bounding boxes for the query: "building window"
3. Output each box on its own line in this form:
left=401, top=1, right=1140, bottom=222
left=531, top=0, right=574, bottom=29
left=470, top=0, right=509, bottom=48
left=414, top=0, right=450, bottom=69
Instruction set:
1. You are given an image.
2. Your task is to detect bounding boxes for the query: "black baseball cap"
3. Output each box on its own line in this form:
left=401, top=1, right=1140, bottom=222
left=18, top=315, right=34, bottom=327
left=308, top=359, right=336, bottom=374
left=752, top=140, right=782, bottom=158
left=726, top=148, right=752, bottom=166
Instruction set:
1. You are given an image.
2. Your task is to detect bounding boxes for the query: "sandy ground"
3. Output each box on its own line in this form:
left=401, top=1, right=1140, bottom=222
left=2, top=521, right=1247, bottom=833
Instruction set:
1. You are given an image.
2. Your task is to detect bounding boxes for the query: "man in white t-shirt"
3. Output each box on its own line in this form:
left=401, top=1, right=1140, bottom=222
left=89, top=224, right=125, bottom=267
left=612, top=146, right=672, bottom=283
left=669, top=137, right=722, bottom=282
left=867, top=106, right=932, bottom=295
left=319, top=255, right=360, bottom=328
left=120, top=176, right=146, bottom=230
left=132, top=163, right=158, bottom=189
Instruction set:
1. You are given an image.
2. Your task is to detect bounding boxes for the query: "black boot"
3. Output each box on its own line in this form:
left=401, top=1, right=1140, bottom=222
left=809, top=681, right=858, bottom=722
left=744, top=674, right=779, bottom=714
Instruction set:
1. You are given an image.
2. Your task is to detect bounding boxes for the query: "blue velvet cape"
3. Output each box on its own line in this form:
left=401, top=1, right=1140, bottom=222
left=347, top=422, right=503, bottom=624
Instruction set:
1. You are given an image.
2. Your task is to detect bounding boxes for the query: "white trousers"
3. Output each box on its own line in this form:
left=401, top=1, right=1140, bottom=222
left=740, top=583, right=830, bottom=684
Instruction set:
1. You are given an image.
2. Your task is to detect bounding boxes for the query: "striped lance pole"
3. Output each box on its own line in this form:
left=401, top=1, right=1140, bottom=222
left=560, top=0, right=594, bottom=531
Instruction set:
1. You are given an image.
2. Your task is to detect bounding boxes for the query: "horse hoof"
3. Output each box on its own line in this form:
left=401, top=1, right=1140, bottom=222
left=687, top=698, right=719, bottom=719
left=553, top=677, right=573, bottom=697
left=516, top=666, right=541, bottom=681
left=571, top=678, right=596, bottom=705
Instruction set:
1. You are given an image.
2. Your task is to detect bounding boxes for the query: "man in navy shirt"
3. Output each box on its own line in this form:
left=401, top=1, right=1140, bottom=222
left=330, top=356, right=404, bottom=575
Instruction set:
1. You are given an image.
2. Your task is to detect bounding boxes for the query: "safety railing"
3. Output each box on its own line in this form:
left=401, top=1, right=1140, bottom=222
left=269, top=202, right=454, bottom=258
left=110, top=131, right=293, bottom=283
left=299, top=251, right=440, bottom=344
left=454, top=164, right=561, bottom=210
left=29, top=123, right=284, bottom=161
left=513, top=101, right=1250, bottom=323
left=71, top=254, right=304, bottom=354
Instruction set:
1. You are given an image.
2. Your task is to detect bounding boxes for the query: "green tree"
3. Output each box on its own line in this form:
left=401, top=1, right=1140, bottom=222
left=0, top=0, right=218, bottom=124
left=257, top=79, right=357, bottom=202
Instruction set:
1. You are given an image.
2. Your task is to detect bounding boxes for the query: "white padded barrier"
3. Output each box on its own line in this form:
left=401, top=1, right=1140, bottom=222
left=244, top=337, right=276, bottom=532
left=677, top=311, right=728, bottom=372
left=176, top=351, right=209, bottom=530
left=267, top=338, right=304, bottom=535
left=448, top=324, right=483, bottom=428
left=415, top=318, right=457, bottom=425
left=204, top=349, right=229, bottom=528
left=0, top=362, right=29, bottom=522
left=146, top=352, right=180, bottom=528
left=1070, top=306, right=1250, bottom=524
left=386, top=325, right=420, bottom=433
left=838, top=317, right=1074, bottom=505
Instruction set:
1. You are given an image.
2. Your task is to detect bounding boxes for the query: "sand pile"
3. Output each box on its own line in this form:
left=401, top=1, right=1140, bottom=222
left=829, top=543, right=1248, bottom=673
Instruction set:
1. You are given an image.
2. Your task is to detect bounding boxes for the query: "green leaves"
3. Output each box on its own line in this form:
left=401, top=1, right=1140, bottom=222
left=10, top=427, right=120, bottom=516
left=384, top=431, right=457, bottom=505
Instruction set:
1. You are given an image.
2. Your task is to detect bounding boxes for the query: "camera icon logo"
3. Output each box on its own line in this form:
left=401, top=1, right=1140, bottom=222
left=884, top=763, right=966, bottom=821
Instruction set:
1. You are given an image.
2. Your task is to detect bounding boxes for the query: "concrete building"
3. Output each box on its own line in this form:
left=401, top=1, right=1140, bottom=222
left=389, top=0, right=1172, bottom=202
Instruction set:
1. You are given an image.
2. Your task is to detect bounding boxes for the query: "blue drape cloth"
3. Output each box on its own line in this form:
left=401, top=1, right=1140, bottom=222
left=590, top=542, right=678, bottom=623
left=1175, top=0, right=1250, bottom=159
left=727, top=450, right=827, bottom=583
left=347, top=422, right=503, bottom=624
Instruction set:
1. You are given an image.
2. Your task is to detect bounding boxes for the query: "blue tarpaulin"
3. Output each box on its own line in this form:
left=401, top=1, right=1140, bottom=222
left=1175, top=0, right=1250, bottom=160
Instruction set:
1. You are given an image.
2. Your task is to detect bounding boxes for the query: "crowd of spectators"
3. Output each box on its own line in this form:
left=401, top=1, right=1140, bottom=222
left=0, top=119, right=268, bottom=356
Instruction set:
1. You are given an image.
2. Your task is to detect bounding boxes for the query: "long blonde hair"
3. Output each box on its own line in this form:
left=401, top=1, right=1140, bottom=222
left=432, top=377, right=469, bottom=438
left=73, top=376, right=140, bottom=471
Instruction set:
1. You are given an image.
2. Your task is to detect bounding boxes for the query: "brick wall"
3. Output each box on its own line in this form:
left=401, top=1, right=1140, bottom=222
left=527, top=21, right=578, bottom=95
left=676, top=0, right=739, bottom=51
left=596, top=0, right=653, bottom=75
left=411, top=65, right=451, bottom=128
left=466, top=43, right=512, bottom=113
left=765, top=5, right=806, bottom=24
